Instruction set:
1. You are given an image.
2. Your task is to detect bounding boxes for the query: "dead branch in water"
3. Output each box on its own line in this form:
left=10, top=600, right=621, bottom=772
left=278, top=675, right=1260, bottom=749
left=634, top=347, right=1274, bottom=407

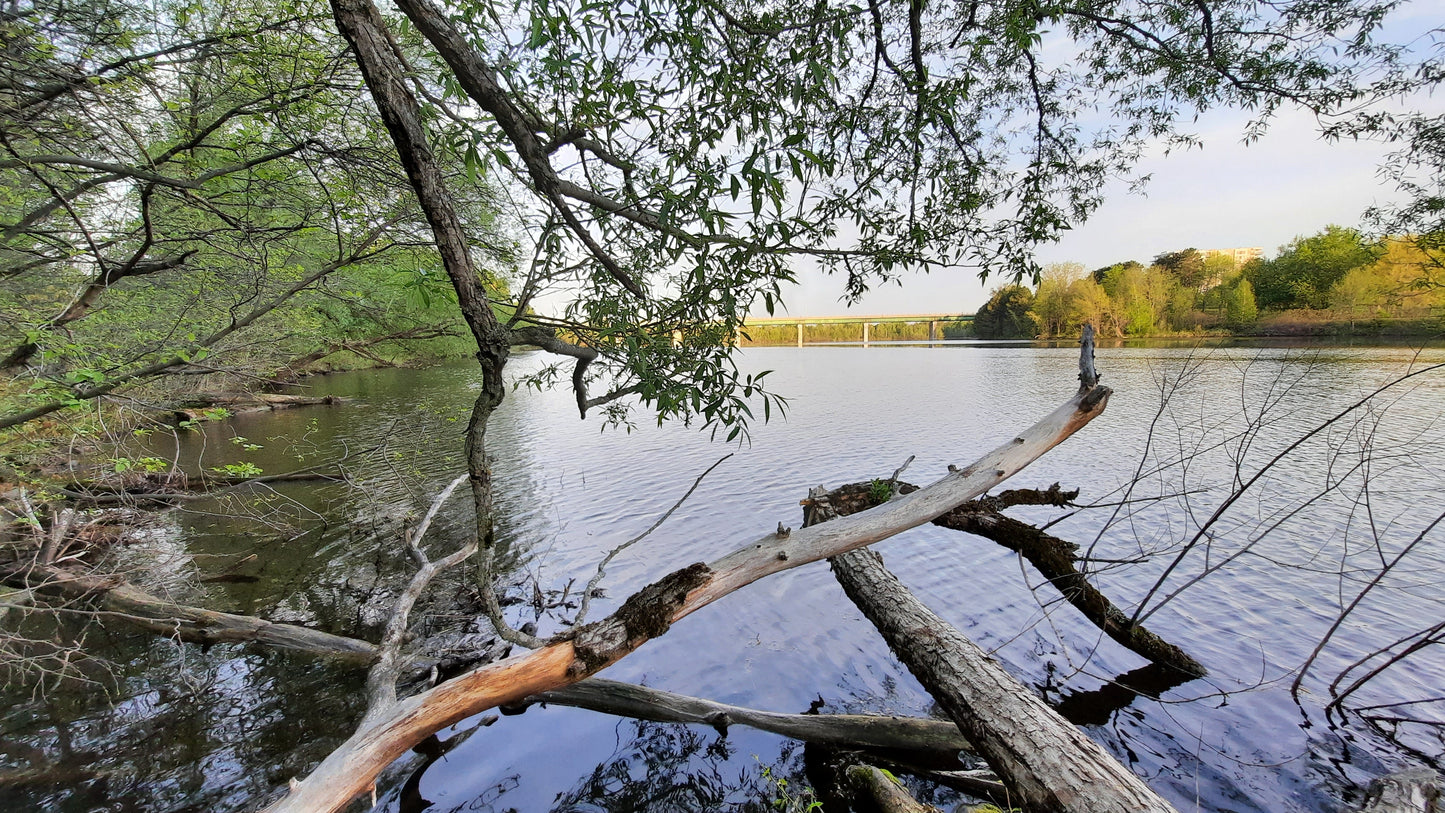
left=260, top=337, right=1111, bottom=811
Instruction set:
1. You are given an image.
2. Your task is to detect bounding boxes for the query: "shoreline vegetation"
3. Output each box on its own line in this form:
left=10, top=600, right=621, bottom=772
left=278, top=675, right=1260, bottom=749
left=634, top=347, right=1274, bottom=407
left=739, top=226, right=1444, bottom=347
left=736, top=311, right=1445, bottom=346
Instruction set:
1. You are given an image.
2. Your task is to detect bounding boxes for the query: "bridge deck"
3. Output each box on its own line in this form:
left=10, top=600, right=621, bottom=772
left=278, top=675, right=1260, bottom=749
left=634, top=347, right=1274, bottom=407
left=744, top=313, right=971, bottom=325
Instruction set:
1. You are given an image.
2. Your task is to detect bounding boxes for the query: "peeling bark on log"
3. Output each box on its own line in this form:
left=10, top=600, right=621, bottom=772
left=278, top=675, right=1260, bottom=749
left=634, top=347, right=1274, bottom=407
left=259, top=380, right=1111, bottom=812
left=529, top=678, right=975, bottom=757
left=828, top=547, right=1176, bottom=813
left=1357, top=769, right=1442, bottom=813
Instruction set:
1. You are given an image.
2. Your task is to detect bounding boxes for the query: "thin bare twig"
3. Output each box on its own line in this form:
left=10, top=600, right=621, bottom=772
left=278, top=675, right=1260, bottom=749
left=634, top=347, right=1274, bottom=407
left=576, top=454, right=733, bottom=624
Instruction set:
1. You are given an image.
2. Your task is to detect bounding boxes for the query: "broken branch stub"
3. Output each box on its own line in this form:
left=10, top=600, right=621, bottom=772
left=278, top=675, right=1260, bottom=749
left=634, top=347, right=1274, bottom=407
left=261, top=378, right=1112, bottom=813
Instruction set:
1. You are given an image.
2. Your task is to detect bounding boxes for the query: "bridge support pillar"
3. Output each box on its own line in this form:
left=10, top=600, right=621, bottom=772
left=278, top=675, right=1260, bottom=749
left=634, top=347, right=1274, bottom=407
left=929, top=320, right=937, bottom=342
left=797, top=323, right=804, bottom=347
left=863, top=322, right=870, bottom=345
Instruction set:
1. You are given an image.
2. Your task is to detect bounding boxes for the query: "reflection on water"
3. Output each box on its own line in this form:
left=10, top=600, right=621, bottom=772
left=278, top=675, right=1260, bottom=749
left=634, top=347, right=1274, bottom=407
left=4, top=341, right=1445, bottom=812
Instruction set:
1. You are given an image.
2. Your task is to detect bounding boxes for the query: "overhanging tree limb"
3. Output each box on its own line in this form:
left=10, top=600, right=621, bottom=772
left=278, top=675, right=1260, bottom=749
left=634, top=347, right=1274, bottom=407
left=261, top=370, right=1111, bottom=812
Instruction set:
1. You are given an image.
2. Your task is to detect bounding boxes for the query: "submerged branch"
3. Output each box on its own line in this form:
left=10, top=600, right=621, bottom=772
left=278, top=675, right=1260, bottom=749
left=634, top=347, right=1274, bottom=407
left=262, top=373, right=1111, bottom=812
left=806, top=480, right=1205, bottom=676
left=20, top=569, right=379, bottom=663
left=527, top=678, right=974, bottom=757
left=365, top=474, right=477, bottom=723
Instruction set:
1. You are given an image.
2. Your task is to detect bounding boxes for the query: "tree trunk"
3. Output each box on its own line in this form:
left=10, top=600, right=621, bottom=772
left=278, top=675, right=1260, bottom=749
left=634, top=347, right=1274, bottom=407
left=828, top=547, right=1176, bottom=813
left=259, top=379, right=1112, bottom=812
left=846, top=764, right=941, bottom=813
left=1357, top=769, right=1442, bottom=813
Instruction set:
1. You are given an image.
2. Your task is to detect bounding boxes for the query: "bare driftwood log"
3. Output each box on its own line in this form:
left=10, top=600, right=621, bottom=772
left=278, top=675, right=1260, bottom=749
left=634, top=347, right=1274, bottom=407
left=167, top=392, right=344, bottom=414
left=260, top=369, right=1110, bottom=809
left=528, top=678, right=975, bottom=757
left=828, top=546, right=1176, bottom=813
left=1357, top=769, right=1442, bottom=813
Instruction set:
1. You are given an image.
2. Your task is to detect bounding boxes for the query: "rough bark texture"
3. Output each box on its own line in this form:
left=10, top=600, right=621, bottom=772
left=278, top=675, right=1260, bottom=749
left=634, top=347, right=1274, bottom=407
left=829, top=547, right=1177, bottom=813
left=531, top=678, right=975, bottom=757
left=1358, top=769, right=1442, bottom=813
left=846, top=764, right=941, bottom=813
left=390, top=0, right=647, bottom=298
left=260, top=379, right=1111, bottom=812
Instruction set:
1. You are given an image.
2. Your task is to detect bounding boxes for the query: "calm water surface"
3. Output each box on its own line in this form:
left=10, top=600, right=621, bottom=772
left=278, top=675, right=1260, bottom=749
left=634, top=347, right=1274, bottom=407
left=5, top=341, right=1444, bottom=812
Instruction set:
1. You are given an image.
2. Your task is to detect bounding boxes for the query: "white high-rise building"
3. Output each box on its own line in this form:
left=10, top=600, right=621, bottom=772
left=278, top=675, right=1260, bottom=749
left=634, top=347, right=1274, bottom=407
left=1202, top=247, right=1265, bottom=265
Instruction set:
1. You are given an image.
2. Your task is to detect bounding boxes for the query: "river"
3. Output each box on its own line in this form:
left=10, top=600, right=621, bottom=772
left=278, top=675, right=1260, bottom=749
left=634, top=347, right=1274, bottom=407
left=4, top=340, right=1444, bottom=812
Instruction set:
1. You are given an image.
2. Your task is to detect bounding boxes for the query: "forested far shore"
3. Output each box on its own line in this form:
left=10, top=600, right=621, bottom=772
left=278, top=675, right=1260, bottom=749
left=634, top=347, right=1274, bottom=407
left=4, top=0, right=1444, bottom=811
left=736, top=227, right=1444, bottom=346
left=966, top=227, right=1445, bottom=340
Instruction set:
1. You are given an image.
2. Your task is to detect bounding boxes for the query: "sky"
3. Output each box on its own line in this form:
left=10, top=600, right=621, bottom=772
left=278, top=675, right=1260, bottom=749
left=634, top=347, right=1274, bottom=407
left=769, top=105, right=1413, bottom=318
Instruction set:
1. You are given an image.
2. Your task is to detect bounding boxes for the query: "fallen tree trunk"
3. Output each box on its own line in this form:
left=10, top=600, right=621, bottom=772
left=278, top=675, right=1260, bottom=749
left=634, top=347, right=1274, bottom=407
left=258, top=319, right=1111, bottom=811
left=846, top=764, right=941, bottom=813
left=25, top=568, right=380, bottom=664
left=53, top=454, right=360, bottom=505
left=168, top=392, right=344, bottom=414
left=266, top=324, right=456, bottom=383
left=528, top=678, right=975, bottom=757
left=829, top=546, right=1175, bottom=812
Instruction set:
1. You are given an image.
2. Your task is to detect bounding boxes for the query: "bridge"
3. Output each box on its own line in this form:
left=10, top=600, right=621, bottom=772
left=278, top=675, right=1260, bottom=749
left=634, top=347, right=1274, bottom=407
left=743, top=313, right=973, bottom=346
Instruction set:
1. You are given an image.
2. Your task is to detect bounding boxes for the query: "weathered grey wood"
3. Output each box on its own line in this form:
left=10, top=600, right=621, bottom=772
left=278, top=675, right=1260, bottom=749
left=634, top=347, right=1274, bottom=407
left=829, top=547, right=1176, bottom=813
left=1358, top=769, right=1442, bottom=813
left=363, top=474, right=476, bottom=725
left=1079, top=322, right=1098, bottom=389
left=262, top=380, right=1112, bottom=811
left=530, top=678, right=975, bottom=756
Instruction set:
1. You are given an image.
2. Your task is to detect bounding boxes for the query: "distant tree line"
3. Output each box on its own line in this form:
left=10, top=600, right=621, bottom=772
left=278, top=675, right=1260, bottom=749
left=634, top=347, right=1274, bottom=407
left=972, top=227, right=1445, bottom=338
